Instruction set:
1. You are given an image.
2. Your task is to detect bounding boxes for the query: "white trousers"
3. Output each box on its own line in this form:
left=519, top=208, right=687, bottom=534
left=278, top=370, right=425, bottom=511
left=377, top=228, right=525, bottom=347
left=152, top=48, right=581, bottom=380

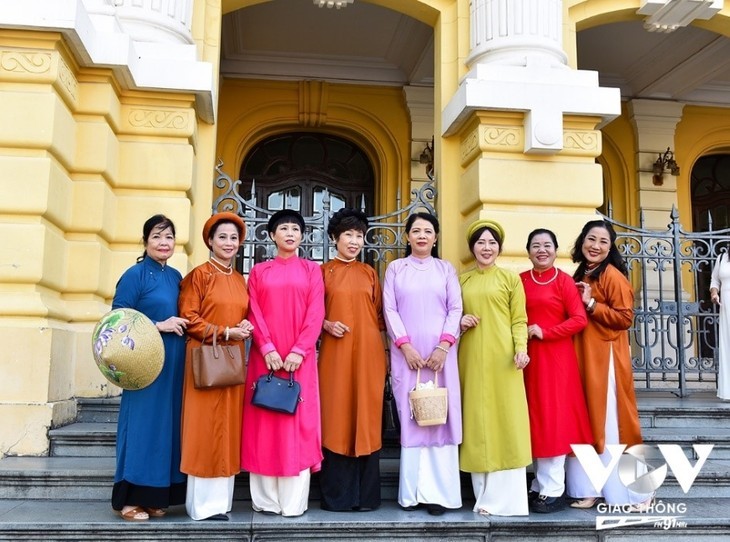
left=185, top=475, right=235, bottom=520
left=471, top=468, right=529, bottom=516
left=566, top=350, right=653, bottom=505
left=530, top=455, right=566, bottom=497
left=399, top=445, right=462, bottom=509
left=249, top=470, right=310, bottom=517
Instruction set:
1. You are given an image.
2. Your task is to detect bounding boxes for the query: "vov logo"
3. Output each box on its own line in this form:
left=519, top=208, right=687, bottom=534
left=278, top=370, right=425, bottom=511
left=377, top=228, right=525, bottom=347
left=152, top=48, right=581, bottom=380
left=571, top=443, right=714, bottom=494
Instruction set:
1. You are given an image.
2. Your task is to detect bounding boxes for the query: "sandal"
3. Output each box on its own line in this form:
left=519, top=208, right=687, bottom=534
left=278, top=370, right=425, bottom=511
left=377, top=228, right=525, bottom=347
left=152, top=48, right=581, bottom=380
left=570, top=497, right=600, bottom=509
left=119, top=506, right=149, bottom=521
left=144, top=507, right=167, bottom=518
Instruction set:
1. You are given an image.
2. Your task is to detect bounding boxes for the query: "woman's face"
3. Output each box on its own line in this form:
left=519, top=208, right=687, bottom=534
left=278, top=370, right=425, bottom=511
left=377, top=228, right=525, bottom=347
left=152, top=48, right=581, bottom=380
left=335, top=228, right=364, bottom=260
left=145, top=225, right=175, bottom=264
left=209, top=223, right=240, bottom=265
left=581, top=226, right=611, bottom=266
left=271, top=221, right=302, bottom=257
left=407, top=218, right=437, bottom=258
left=472, top=229, right=500, bottom=269
left=528, top=233, right=557, bottom=271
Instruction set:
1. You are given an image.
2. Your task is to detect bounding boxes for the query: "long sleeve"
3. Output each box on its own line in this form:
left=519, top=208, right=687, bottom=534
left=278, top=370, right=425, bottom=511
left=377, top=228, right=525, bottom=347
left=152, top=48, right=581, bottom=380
left=112, top=265, right=142, bottom=311
left=178, top=268, right=218, bottom=343
left=289, top=262, right=325, bottom=358
left=591, top=265, right=634, bottom=332
left=372, top=268, right=386, bottom=332
left=542, top=274, right=588, bottom=341
left=382, top=261, right=409, bottom=346
left=440, top=262, right=462, bottom=344
left=247, top=265, right=277, bottom=357
left=509, top=274, right=529, bottom=354
left=711, top=253, right=724, bottom=290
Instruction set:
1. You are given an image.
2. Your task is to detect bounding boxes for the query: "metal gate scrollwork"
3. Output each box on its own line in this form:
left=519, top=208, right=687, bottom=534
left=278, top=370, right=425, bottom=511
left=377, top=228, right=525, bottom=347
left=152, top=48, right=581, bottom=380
left=212, top=161, right=436, bottom=278
left=604, top=205, right=724, bottom=396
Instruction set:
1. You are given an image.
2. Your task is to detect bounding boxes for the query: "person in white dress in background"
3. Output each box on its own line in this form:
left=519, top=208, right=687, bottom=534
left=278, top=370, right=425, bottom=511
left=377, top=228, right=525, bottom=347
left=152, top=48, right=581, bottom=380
left=710, top=251, right=730, bottom=400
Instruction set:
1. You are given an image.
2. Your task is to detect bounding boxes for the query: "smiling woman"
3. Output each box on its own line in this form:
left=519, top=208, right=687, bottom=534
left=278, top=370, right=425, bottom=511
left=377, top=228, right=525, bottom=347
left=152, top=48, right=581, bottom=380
left=458, top=218, right=531, bottom=517
left=241, top=208, right=325, bottom=517
left=178, top=212, right=252, bottom=521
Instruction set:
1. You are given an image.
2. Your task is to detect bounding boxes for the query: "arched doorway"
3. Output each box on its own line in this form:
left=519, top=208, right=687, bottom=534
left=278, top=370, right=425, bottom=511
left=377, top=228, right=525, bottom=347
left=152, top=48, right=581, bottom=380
left=692, top=154, right=730, bottom=361
left=237, top=132, right=375, bottom=266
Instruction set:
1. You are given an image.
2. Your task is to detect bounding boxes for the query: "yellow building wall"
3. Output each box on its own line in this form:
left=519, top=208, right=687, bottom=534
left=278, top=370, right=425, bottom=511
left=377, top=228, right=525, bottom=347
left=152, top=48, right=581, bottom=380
left=0, top=30, right=202, bottom=455
left=676, top=106, right=730, bottom=224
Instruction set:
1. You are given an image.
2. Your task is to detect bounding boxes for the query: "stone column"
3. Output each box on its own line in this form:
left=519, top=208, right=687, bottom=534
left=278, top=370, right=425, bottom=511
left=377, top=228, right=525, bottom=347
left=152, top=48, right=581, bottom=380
left=404, top=85, right=434, bottom=188
left=442, top=0, right=619, bottom=266
left=628, top=99, right=685, bottom=228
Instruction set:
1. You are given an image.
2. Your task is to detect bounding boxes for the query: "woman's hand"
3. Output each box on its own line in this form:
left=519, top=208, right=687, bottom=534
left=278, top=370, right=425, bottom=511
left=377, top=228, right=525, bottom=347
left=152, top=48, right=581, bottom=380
left=156, top=316, right=189, bottom=336
left=460, top=314, right=480, bottom=332
left=400, top=343, right=425, bottom=370
left=283, top=352, right=303, bottom=373
left=575, top=281, right=593, bottom=305
left=527, top=324, right=543, bottom=340
left=228, top=319, right=254, bottom=341
left=514, top=351, right=530, bottom=370
left=711, top=289, right=721, bottom=306
left=323, top=319, right=350, bottom=338
left=426, top=345, right=448, bottom=372
left=264, top=351, right=284, bottom=371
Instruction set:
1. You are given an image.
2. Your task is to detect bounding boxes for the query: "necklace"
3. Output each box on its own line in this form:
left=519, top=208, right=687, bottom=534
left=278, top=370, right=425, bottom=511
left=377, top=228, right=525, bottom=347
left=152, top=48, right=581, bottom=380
left=208, top=257, right=233, bottom=275
left=334, top=255, right=357, bottom=263
left=584, top=264, right=600, bottom=276
left=530, top=267, right=558, bottom=285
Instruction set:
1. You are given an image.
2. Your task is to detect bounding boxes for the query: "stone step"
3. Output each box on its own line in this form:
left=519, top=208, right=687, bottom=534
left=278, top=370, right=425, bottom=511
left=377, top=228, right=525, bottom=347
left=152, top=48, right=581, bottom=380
left=638, top=392, right=730, bottom=429
left=48, top=423, right=116, bottom=458
left=641, top=427, right=730, bottom=460
left=47, top=423, right=401, bottom=459
left=1, top=454, right=727, bottom=503
left=76, top=397, right=120, bottom=424
left=0, top=498, right=728, bottom=541
left=0, top=456, right=403, bottom=502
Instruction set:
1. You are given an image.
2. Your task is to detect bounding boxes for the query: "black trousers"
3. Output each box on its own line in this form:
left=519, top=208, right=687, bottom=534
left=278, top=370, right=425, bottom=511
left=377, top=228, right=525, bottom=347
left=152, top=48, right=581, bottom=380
left=319, top=448, right=381, bottom=511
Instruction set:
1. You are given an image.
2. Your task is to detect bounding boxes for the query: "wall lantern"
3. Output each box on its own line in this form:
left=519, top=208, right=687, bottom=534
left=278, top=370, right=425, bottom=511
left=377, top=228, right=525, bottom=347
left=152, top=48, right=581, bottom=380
left=419, top=137, right=434, bottom=175
left=652, top=147, right=680, bottom=186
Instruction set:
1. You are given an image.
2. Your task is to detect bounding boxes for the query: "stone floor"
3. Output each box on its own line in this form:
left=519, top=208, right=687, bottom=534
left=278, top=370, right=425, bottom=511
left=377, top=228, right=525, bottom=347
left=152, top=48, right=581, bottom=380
left=1, top=497, right=729, bottom=541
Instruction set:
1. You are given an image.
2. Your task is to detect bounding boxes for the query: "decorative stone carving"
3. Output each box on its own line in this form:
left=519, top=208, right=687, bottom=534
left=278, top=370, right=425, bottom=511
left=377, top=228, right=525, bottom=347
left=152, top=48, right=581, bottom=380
left=0, top=50, right=52, bottom=75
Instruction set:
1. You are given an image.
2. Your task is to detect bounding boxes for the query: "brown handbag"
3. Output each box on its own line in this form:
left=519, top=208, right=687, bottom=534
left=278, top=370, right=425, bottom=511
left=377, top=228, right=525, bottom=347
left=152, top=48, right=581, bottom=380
left=192, top=324, right=245, bottom=389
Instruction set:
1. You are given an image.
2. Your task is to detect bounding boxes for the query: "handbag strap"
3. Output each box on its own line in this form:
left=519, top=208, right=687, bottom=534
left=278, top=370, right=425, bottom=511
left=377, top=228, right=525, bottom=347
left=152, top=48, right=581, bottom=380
left=415, top=367, right=439, bottom=387
left=268, top=370, right=296, bottom=387
left=202, top=324, right=220, bottom=358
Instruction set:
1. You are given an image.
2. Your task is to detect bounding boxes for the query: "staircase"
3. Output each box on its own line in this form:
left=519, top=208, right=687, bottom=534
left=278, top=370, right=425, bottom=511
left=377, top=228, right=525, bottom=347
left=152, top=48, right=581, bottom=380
left=1, top=393, right=729, bottom=541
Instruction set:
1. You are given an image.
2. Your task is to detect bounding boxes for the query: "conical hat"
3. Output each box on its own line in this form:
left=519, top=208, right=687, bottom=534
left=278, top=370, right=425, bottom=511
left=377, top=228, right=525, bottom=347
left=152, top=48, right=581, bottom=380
left=91, top=308, right=165, bottom=390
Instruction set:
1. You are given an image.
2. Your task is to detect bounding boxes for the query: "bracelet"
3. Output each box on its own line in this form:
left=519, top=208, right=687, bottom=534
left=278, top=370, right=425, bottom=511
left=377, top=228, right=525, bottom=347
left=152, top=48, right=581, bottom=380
left=586, top=298, right=597, bottom=313
left=434, top=345, right=449, bottom=354
left=225, top=326, right=230, bottom=341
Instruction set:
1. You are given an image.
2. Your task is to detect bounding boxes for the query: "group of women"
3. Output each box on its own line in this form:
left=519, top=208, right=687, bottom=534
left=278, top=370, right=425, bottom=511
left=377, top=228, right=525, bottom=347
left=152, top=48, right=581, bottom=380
left=110, top=208, right=652, bottom=522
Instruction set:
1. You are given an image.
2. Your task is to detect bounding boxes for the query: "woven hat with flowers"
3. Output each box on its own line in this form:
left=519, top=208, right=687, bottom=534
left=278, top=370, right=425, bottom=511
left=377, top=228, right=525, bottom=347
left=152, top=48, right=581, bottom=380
left=91, top=308, right=164, bottom=390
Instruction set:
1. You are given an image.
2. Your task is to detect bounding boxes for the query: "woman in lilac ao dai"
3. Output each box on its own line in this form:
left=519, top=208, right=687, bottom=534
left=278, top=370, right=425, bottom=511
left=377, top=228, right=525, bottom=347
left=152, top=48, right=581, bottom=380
left=382, top=213, right=463, bottom=516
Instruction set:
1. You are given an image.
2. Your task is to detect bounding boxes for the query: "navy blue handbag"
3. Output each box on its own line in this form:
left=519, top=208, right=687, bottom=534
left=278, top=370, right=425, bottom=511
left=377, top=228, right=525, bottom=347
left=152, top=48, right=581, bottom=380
left=251, top=371, right=301, bottom=414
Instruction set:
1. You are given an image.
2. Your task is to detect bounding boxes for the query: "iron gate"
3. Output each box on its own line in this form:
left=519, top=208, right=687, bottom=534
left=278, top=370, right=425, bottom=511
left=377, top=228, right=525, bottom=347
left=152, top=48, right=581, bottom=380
left=604, top=206, right=724, bottom=397
left=212, top=162, right=435, bottom=278
left=213, top=162, right=723, bottom=397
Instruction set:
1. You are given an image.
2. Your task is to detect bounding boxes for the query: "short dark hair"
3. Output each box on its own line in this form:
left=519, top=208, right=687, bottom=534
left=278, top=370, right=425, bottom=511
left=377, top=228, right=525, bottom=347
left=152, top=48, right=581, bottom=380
left=405, top=212, right=440, bottom=258
left=526, top=228, right=558, bottom=251
left=327, top=208, right=368, bottom=239
left=267, top=209, right=305, bottom=234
